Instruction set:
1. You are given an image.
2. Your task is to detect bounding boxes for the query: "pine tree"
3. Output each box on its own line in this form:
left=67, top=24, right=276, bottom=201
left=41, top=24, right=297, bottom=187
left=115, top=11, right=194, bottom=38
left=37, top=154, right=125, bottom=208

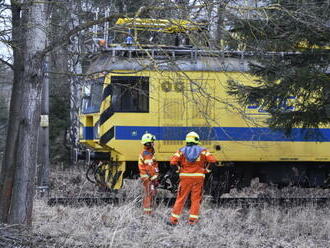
left=227, top=0, right=330, bottom=134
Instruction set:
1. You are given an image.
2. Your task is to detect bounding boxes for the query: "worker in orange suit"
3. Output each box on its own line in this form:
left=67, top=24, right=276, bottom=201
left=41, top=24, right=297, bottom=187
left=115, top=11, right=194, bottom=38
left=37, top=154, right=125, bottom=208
left=138, top=133, right=159, bottom=215
left=169, top=131, right=217, bottom=225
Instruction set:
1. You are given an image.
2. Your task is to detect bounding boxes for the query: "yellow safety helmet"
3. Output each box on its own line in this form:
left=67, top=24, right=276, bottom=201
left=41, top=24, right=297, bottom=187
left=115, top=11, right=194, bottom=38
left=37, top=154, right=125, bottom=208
left=185, top=131, right=200, bottom=144
left=141, top=133, right=156, bottom=144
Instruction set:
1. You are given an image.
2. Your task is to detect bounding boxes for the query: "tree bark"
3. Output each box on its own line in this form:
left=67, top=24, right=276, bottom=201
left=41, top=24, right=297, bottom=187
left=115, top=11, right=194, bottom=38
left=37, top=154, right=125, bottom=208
left=9, top=59, right=43, bottom=224
left=0, top=1, right=26, bottom=223
left=0, top=0, right=48, bottom=225
left=215, top=1, right=230, bottom=48
left=37, top=55, right=49, bottom=189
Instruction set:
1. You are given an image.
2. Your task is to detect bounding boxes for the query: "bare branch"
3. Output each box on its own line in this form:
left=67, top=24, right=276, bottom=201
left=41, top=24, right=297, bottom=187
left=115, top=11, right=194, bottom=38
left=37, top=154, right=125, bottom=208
left=0, top=58, right=13, bottom=70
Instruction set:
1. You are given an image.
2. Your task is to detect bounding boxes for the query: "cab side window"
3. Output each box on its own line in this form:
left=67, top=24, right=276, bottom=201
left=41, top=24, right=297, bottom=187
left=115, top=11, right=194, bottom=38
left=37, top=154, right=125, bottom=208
left=111, top=76, right=149, bottom=112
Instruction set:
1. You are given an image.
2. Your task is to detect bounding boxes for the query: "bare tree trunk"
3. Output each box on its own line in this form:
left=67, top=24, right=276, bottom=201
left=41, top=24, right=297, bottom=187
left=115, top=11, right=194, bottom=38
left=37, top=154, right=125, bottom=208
left=215, top=0, right=230, bottom=48
left=37, top=55, right=49, bottom=189
left=69, top=61, right=81, bottom=152
left=9, top=65, right=43, bottom=224
left=0, top=0, right=48, bottom=225
left=69, top=1, right=82, bottom=154
left=0, top=1, right=26, bottom=223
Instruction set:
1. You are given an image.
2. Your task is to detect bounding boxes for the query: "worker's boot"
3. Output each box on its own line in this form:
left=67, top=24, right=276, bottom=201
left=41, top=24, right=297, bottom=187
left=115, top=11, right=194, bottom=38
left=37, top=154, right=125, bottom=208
left=168, top=216, right=179, bottom=226
left=188, top=218, right=199, bottom=225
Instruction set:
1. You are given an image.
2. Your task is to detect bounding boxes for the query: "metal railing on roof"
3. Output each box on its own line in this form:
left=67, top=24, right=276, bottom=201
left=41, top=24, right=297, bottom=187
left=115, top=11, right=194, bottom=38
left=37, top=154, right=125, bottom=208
left=98, top=45, right=303, bottom=61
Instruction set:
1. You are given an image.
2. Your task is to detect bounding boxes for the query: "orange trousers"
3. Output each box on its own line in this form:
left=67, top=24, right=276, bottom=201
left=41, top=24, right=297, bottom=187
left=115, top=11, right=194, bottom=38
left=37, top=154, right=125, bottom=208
left=142, top=180, right=156, bottom=214
left=170, top=177, right=204, bottom=224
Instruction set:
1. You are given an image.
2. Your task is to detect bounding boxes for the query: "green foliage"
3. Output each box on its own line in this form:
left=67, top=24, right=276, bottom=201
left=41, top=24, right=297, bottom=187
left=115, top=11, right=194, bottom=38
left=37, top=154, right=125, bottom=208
left=227, top=0, right=330, bottom=133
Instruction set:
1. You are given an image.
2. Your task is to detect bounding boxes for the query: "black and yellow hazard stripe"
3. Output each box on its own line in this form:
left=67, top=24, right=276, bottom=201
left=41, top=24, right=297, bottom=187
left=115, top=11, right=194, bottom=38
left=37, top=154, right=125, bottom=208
left=100, top=127, right=114, bottom=144
left=99, top=83, right=114, bottom=145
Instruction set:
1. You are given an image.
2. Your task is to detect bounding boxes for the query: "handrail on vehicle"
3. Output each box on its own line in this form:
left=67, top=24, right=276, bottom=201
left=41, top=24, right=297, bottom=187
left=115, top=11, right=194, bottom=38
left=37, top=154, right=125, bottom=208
left=96, top=45, right=304, bottom=61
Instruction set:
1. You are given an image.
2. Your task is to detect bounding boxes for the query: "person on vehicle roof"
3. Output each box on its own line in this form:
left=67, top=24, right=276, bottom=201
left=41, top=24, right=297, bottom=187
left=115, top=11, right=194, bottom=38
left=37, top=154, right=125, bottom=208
left=138, top=133, right=159, bottom=215
left=168, top=131, right=217, bottom=225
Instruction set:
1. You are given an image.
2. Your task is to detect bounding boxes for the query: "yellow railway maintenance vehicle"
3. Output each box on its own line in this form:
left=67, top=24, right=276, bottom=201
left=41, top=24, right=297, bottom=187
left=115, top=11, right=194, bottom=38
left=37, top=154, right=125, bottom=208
left=75, top=18, right=330, bottom=197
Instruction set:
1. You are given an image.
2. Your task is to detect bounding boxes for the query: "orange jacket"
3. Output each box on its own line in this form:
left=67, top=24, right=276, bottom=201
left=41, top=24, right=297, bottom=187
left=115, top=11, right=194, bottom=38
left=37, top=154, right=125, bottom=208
left=138, top=147, right=159, bottom=181
left=170, top=145, right=216, bottom=178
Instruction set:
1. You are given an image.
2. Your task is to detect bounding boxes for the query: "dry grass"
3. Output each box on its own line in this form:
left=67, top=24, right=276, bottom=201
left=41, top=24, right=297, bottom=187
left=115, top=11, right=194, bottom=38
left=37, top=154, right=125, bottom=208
left=31, top=168, right=330, bottom=248
left=222, top=178, right=330, bottom=198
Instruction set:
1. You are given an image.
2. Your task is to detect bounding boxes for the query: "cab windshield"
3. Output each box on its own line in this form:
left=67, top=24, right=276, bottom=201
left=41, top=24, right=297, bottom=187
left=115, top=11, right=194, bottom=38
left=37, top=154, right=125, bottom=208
left=81, top=77, right=104, bottom=114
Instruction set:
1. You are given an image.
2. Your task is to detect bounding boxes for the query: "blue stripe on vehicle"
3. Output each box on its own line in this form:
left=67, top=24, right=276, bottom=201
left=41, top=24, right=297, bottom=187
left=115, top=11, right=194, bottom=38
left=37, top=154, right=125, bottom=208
left=115, top=126, right=330, bottom=142
left=83, top=127, right=94, bottom=140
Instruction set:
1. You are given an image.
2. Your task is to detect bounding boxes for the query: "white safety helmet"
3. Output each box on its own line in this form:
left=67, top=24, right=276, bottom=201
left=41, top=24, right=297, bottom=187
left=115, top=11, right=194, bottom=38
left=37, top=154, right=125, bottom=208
left=141, top=133, right=156, bottom=145
left=185, top=131, right=200, bottom=144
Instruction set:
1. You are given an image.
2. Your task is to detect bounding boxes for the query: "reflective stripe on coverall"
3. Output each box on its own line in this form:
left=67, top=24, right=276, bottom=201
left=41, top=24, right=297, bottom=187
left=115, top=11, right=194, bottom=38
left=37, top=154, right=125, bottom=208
left=138, top=147, right=159, bottom=214
left=169, top=146, right=216, bottom=224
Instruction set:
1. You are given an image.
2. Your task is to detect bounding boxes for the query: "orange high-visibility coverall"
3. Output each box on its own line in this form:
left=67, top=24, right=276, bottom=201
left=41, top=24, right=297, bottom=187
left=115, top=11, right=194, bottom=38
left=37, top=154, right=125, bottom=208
left=138, top=147, right=159, bottom=214
left=169, top=145, right=216, bottom=224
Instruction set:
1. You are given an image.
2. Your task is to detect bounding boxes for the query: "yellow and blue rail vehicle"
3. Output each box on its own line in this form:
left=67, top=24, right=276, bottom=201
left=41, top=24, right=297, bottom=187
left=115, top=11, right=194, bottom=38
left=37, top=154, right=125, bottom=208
left=76, top=18, right=330, bottom=196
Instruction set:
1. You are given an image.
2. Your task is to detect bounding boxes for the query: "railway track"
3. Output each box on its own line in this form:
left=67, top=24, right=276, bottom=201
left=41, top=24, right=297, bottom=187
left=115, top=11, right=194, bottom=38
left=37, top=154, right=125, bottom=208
left=47, top=197, right=329, bottom=208
left=212, top=197, right=330, bottom=207
left=47, top=197, right=176, bottom=207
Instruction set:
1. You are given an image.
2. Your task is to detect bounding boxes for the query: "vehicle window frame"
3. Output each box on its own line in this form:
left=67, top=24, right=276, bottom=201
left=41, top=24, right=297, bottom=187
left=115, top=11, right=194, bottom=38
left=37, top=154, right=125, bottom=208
left=110, top=76, right=149, bottom=113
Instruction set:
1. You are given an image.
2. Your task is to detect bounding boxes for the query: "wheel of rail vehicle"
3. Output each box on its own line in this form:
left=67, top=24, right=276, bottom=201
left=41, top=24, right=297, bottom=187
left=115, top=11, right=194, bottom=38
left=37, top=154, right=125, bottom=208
left=86, top=161, right=98, bottom=184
